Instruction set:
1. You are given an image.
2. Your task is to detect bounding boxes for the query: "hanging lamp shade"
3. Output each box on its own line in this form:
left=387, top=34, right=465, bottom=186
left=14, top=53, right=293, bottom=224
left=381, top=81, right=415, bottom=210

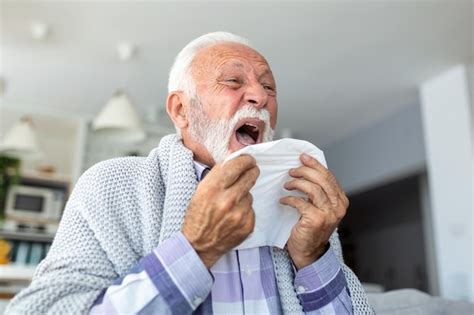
left=92, top=90, right=146, bottom=143
left=0, top=116, right=43, bottom=160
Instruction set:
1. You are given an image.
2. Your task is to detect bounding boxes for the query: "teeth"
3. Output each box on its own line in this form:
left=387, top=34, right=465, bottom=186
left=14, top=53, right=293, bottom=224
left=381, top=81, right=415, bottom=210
left=245, top=123, right=259, bottom=131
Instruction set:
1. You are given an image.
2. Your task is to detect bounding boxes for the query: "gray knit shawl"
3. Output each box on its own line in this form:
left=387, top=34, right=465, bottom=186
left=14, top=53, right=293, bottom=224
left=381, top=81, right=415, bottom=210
left=7, top=134, right=374, bottom=314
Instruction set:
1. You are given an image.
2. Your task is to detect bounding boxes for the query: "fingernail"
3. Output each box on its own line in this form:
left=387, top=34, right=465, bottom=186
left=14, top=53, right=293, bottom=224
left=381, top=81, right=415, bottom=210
left=301, top=153, right=310, bottom=161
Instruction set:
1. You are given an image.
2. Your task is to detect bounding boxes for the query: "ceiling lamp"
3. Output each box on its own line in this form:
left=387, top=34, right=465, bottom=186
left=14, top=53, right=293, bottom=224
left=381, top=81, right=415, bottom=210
left=92, top=90, right=146, bottom=143
left=0, top=116, right=43, bottom=160
left=31, top=21, right=50, bottom=41
left=117, top=42, right=137, bottom=61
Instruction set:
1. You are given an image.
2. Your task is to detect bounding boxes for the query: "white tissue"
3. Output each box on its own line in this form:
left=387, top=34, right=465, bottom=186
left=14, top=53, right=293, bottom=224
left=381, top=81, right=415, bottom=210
left=224, top=138, right=327, bottom=250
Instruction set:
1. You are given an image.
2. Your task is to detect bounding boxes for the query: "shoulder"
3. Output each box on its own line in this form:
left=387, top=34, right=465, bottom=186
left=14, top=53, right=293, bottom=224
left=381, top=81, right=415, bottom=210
left=79, top=156, right=145, bottom=188
left=80, top=147, right=162, bottom=185
left=71, top=148, right=164, bottom=207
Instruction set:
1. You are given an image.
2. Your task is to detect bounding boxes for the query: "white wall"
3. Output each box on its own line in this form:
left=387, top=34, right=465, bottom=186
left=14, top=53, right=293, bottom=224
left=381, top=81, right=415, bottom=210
left=323, top=103, right=426, bottom=195
left=419, top=65, right=473, bottom=301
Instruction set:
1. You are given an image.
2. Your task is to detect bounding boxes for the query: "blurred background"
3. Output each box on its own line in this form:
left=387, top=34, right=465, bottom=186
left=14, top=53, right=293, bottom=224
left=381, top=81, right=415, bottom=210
left=0, top=0, right=472, bottom=311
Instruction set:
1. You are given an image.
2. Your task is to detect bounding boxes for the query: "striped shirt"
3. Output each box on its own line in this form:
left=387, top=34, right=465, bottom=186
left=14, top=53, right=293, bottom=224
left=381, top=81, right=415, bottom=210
left=89, top=162, right=353, bottom=314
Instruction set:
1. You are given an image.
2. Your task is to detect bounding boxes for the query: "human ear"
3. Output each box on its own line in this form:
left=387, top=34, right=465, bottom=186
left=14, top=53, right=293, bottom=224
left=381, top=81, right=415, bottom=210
left=166, top=91, right=189, bottom=130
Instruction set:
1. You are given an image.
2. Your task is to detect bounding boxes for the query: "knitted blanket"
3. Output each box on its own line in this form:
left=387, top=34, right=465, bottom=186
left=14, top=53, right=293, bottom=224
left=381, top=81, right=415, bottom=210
left=7, top=134, right=374, bottom=314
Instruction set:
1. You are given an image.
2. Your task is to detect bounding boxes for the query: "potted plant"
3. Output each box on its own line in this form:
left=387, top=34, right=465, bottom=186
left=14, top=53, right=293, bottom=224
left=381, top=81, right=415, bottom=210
left=0, top=155, right=21, bottom=220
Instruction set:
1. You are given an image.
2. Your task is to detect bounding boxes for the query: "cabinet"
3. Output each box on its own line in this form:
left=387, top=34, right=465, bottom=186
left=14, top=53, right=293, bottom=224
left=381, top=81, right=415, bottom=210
left=0, top=172, right=70, bottom=298
left=339, top=174, right=429, bottom=293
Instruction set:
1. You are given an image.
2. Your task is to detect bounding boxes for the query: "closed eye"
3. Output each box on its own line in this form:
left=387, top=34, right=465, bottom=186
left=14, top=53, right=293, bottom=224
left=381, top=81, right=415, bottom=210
left=262, top=83, right=276, bottom=94
left=221, top=78, right=243, bottom=90
left=225, top=78, right=241, bottom=84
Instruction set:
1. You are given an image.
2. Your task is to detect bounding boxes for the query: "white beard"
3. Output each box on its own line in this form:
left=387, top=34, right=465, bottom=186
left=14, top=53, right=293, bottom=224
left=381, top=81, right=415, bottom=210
left=187, top=97, right=275, bottom=163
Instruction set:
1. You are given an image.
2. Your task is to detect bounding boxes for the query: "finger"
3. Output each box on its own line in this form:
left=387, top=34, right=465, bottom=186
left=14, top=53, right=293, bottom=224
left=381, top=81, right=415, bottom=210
left=218, top=155, right=257, bottom=188
left=239, top=192, right=254, bottom=208
left=281, top=196, right=332, bottom=233
left=300, top=154, right=346, bottom=205
left=284, top=179, right=329, bottom=209
left=301, top=154, right=345, bottom=192
left=289, top=165, right=339, bottom=206
left=341, top=193, right=350, bottom=209
left=300, top=153, right=328, bottom=173
left=231, top=166, right=260, bottom=199
left=279, top=195, right=316, bottom=216
left=234, top=193, right=255, bottom=222
left=243, top=206, right=256, bottom=233
left=334, top=201, right=348, bottom=220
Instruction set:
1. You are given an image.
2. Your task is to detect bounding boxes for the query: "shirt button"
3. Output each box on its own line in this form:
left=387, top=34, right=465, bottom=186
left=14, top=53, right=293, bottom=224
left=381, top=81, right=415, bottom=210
left=297, top=286, right=306, bottom=294
left=193, top=297, right=203, bottom=306
left=245, top=266, right=252, bottom=276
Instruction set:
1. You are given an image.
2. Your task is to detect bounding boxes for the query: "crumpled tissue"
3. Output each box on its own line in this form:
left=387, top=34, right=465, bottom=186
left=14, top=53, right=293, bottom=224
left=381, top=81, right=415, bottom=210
left=224, top=138, right=327, bottom=250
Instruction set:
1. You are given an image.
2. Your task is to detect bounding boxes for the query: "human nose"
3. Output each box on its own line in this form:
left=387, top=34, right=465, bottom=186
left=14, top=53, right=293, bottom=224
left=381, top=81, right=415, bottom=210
left=243, top=81, right=268, bottom=109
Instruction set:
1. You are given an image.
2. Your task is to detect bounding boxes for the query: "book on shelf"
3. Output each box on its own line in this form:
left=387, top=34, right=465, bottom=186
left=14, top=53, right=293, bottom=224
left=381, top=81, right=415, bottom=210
left=29, top=243, right=43, bottom=265
left=5, top=240, right=51, bottom=266
left=14, top=242, right=29, bottom=265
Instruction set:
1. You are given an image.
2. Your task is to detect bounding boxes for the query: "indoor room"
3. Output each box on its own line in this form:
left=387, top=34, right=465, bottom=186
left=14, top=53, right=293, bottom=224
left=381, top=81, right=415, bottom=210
left=0, top=1, right=472, bottom=314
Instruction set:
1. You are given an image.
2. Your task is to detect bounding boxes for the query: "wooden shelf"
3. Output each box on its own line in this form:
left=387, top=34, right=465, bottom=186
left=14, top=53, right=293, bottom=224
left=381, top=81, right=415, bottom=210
left=20, top=170, right=71, bottom=183
left=0, top=265, right=35, bottom=282
left=0, top=230, right=54, bottom=243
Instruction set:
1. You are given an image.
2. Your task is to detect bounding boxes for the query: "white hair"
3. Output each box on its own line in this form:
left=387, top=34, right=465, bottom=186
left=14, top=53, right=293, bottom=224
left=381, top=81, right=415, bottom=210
left=168, top=31, right=252, bottom=97
left=168, top=32, right=253, bottom=137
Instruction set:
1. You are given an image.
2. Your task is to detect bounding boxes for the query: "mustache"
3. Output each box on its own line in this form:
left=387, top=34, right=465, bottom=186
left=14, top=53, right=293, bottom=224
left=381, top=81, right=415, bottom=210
left=187, top=100, right=275, bottom=163
left=225, top=104, right=271, bottom=130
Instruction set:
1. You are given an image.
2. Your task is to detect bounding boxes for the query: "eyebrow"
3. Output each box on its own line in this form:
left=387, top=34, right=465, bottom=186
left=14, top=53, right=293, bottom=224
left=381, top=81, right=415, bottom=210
left=231, top=62, right=244, bottom=68
left=258, top=69, right=272, bottom=80
left=218, top=62, right=273, bottom=81
left=216, top=62, right=243, bottom=77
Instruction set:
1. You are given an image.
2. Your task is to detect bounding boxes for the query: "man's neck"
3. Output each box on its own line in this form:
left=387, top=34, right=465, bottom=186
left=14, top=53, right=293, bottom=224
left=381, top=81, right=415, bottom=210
left=181, top=134, right=216, bottom=167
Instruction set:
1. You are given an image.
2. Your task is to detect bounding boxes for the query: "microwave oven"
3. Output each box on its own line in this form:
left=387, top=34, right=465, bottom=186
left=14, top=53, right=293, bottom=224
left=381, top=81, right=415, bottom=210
left=5, top=185, right=64, bottom=222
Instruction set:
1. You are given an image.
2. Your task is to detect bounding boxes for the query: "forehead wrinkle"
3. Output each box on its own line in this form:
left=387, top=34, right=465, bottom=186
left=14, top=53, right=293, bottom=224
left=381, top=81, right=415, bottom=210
left=215, top=60, right=245, bottom=72
left=231, top=61, right=244, bottom=68
left=217, top=59, right=273, bottom=78
left=192, top=43, right=273, bottom=84
left=208, top=44, right=267, bottom=67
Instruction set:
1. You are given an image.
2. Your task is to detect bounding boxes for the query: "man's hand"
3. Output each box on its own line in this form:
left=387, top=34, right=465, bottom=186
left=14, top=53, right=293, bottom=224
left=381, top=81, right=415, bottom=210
left=280, top=153, right=349, bottom=270
left=182, top=155, right=259, bottom=268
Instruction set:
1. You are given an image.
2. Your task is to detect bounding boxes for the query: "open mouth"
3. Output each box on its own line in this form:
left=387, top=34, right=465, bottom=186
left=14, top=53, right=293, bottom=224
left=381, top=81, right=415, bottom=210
left=234, top=118, right=264, bottom=146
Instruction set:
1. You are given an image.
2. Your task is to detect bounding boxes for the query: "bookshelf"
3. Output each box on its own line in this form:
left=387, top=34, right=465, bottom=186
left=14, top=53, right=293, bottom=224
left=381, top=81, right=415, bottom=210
left=0, top=265, right=36, bottom=282
left=0, top=231, right=54, bottom=243
left=0, top=172, right=69, bottom=300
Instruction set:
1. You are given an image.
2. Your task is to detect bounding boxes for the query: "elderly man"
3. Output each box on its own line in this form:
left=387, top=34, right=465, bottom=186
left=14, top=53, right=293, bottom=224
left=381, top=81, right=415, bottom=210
left=7, top=32, right=373, bottom=314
